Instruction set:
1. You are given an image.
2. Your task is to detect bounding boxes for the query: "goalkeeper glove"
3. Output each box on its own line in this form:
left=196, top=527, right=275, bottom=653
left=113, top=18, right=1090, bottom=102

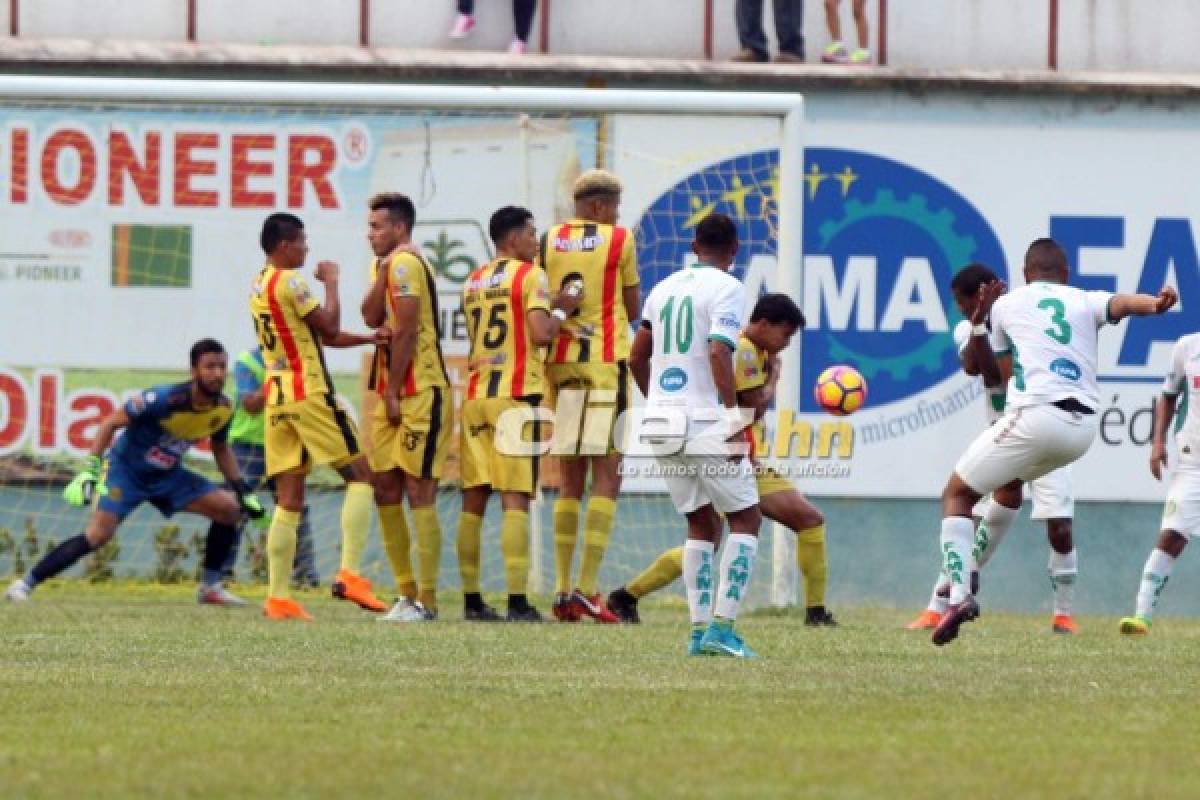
left=63, top=455, right=106, bottom=507
left=232, top=479, right=269, bottom=529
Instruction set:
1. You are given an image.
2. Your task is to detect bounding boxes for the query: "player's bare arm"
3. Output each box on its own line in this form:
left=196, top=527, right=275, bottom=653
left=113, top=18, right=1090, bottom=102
left=386, top=295, right=419, bottom=423
left=87, top=409, right=131, bottom=458
left=622, top=283, right=641, bottom=327
left=240, top=383, right=266, bottom=414
left=1108, top=287, right=1178, bottom=321
left=629, top=324, right=653, bottom=396
left=528, top=284, right=583, bottom=346
left=361, top=265, right=388, bottom=328
left=304, top=260, right=343, bottom=338
left=1150, top=393, right=1178, bottom=481
left=710, top=339, right=738, bottom=411
left=324, top=330, right=386, bottom=348
left=966, top=279, right=1006, bottom=389
left=210, top=439, right=246, bottom=485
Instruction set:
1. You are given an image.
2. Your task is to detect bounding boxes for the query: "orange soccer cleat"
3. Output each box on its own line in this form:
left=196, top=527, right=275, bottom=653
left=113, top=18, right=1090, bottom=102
left=263, top=596, right=313, bottom=621
left=1052, top=614, right=1078, bottom=634
left=332, top=569, right=388, bottom=612
left=905, top=610, right=943, bottom=630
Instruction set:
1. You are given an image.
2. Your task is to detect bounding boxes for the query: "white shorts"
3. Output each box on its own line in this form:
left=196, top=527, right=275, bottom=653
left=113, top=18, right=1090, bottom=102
left=1029, top=466, right=1074, bottom=520
left=1160, top=466, right=1200, bottom=540
left=656, top=454, right=759, bottom=515
left=956, top=404, right=1097, bottom=496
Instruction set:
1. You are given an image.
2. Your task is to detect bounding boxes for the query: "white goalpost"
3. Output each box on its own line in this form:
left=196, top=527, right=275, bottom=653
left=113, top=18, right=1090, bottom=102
left=0, top=76, right=803, bottom=607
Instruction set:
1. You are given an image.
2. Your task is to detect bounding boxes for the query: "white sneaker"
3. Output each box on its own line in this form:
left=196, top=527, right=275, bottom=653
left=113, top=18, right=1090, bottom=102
left=5, top=579, right=31, bottom=603
left=379, top=597, right=432, bottom=622
left=448, top=13, right=476, bottom=39
left=508, top=38, right=528, bottom=55
left=197, top=584, right=248, bottom=607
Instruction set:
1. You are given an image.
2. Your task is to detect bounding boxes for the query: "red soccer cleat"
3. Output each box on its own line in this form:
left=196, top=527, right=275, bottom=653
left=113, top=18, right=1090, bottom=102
left=570, top=590, right=619, bottom=624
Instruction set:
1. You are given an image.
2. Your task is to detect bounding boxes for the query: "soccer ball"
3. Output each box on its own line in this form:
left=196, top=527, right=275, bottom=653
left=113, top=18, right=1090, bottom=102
left=814, top=365, right=867, bottom=416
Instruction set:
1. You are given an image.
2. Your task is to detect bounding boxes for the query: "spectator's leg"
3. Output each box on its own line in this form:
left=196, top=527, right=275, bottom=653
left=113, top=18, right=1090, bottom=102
left=774, top=0, right=805, bottom=59
left=513, top=0, right=537, bottom=44
left=735, top=0, right=770, bottom=61
left=852, top=0, right=870, bottom=49
left=450, top=0, right=477, bottom=38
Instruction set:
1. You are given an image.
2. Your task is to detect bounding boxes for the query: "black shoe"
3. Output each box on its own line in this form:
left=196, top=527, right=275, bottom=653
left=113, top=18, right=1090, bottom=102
left=804, top=606, right=838, bottom=627
left=506, top=604, right=544, bottom=623
left=606, top=587, right=641, bottom=624
left=931, top=596, right=980, bottom=647
left=465, top=603, right=503, bottom=622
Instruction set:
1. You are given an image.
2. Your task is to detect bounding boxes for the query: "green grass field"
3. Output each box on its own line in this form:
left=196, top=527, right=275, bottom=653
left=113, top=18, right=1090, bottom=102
left=1, top=584, right=1195, bottom=799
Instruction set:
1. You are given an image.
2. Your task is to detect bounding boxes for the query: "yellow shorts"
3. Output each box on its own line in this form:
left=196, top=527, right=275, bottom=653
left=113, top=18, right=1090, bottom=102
left=545, top=361, right=629, bottom=456
left=265, top=394, right=361, bottom=478
left=367, top=387, right=453, bottom=480
left=756, top=465, right=795, bottom=498
left=460, top=396, right=543, bottom=495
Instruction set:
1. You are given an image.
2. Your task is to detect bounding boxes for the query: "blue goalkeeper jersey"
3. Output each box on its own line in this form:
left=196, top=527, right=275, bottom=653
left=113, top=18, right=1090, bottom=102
left=108, top=382, right=233, bottom=477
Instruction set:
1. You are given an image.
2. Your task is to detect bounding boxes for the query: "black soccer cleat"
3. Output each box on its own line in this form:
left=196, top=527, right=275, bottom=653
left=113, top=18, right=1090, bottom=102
left=804, top=606, right=838, bottom=627
left=506, top=604, right=544, bottom=623
left=931, top=596, right=981, bottom=647
left=464, top=603, right=503, bottom=622
left=606, top=587, right=641, bottom=624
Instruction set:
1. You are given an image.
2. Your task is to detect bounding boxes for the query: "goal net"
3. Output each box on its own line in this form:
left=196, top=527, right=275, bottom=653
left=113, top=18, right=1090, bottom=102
left=0, top=78, right=804, bottom=609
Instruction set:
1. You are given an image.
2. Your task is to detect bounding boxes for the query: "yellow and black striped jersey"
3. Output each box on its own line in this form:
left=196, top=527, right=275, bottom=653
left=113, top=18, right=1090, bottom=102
left=249, top=264, right=332, bottom=406
left=540, top=219, right=639, bottom=365
left=463, top=257, right=552, bottom=400
left=368, top=250, right=450, bottom=397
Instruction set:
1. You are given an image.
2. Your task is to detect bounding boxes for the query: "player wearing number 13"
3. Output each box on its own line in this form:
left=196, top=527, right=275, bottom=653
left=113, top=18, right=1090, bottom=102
left=249, top=213, right=385, bottom=621
left=933, top=237, right=1178, bottom=646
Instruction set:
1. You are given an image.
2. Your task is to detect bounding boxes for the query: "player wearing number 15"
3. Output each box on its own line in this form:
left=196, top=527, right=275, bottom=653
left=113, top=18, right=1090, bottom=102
left=249, top=213, right=385, bottom=621
left=933, top=237, right=1178, bottom=646
left=457, top=206, right=581, bottom=622
left=541, top=169, right=641, bottom=623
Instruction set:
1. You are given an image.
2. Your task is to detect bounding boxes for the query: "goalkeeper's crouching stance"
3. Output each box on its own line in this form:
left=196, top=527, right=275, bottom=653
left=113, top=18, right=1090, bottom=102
left=5, top=339, right=267, bottom=605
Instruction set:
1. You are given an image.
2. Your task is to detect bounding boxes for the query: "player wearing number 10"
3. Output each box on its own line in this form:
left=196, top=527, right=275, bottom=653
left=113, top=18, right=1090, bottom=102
left=933, top=237, right=1178, bottom=646
left=541, top=169, right=641, bottom=623
left=249, top=213, right=384, bottom=621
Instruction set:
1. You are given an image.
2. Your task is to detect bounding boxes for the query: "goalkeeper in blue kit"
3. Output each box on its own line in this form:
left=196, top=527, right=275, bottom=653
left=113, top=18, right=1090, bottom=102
left=5, top=339, right=267, bottom=605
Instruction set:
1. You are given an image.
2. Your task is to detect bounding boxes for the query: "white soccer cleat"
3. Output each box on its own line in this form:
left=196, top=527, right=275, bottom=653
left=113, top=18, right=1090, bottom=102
left=197, top=584, right=248, bottom=607
left=378, top=597, right=433, bottom=622
left=5, top=579, right=31, bottom=603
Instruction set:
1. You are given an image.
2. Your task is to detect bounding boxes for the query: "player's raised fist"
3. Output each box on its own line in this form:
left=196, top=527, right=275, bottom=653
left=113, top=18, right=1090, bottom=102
left=373, top=326, right=392, bottom=346
left=554, top=279, right=584, bottom=316
left=1155, top=287, right=1178, bottom=314
left=315, top=260, right=340, bottom=283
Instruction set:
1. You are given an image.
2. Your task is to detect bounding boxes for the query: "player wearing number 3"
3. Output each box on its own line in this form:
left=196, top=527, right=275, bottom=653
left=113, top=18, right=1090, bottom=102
left=933, top=238, right=1177, bottom=646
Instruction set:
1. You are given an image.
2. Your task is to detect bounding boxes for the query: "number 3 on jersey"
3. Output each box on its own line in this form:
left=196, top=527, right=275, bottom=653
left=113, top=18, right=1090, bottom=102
left=1037, top=298, right=1072, bottom=344
left=659, top=296, right=694, bottom=354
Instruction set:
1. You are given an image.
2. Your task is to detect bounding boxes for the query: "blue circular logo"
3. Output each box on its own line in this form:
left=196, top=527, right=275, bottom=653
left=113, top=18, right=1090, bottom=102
left=634, top=148, right=1007, bottom=411
left=659, top=366, right=688, bottom=392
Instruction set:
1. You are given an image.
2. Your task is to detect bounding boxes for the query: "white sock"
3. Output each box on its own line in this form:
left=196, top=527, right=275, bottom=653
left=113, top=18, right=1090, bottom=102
left=940, top=516, right=975, bottom=604
left=714, top=533, right=758, bottom=622
left=974, top=501, right=1018, bottom=569
left=927, top=573, right=950, bottom=614
left=682, top=539, right=716, bottom=627
left=1134, top=548, right=1175, bottom=620
left=1048, top=548, right=1078, bottom=617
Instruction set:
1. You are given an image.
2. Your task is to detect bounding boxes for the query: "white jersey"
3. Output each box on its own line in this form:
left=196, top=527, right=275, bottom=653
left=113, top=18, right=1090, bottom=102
left=953, top=319, right=1006, bottom=425
left=988, top=281, right=1114, bottom=412
left=1163, top=333, right=1200, bottom=468
left=641, top=264, right=744, bottom=413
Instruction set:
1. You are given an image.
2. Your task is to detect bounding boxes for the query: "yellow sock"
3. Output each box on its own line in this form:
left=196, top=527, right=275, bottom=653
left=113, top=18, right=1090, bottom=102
left=339, top=481, right=373, bottom=573
left=412, top=506, right=441, bottom=611
left=553, top=497, right=580, bottom=595
left=626, top=546, right=684, bottom=598
left=266, top=507, right=301, bottom=599
left=457, top=511, right=484, bottom=594
left=796, top=524, right=828, bottom=608
left=379, top=503, right=416, bottom=599
left=578, top=496, right=616, bottom=596
left=500, top=509, right=530, bottom=596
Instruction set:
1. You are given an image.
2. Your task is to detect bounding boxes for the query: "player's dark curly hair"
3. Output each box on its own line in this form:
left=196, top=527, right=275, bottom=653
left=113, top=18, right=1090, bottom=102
left=694, top=212, right=739, bottom=252
left=189, top=338, right=226, bottom=367
left=950, top=263, right=999, bottom=297
left=750, top=293, right=806, bottom=330
left=369, top=193, right=417, bottom=232
left=489, top=206, right=534, bottom=245
left=260, top=213, right=304, bottom=255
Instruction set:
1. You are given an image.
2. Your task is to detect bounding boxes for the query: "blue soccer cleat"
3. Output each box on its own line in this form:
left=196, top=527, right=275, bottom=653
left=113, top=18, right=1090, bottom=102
left=700, top=621, right=757, bottom=658
left=686, top=627, right=710, bottom=657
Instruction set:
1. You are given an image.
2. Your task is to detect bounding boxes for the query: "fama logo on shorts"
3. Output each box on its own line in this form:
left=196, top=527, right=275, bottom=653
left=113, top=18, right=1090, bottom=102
left=659, top=367, right=688, bottom=392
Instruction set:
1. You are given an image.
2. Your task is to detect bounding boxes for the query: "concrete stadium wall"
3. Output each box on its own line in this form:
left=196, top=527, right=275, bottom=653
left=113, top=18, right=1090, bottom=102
left=6, top=0, right=1200, bottom=72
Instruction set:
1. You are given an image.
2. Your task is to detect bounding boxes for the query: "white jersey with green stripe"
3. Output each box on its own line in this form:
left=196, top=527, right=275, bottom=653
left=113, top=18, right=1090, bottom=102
left=953, top=319, right=1007, bottom=424
left=988, top=281, right=1114, bottom=412
left=641, top=264, right=745, bottom=415
left=1162, top=333, right=1200, bottom=467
